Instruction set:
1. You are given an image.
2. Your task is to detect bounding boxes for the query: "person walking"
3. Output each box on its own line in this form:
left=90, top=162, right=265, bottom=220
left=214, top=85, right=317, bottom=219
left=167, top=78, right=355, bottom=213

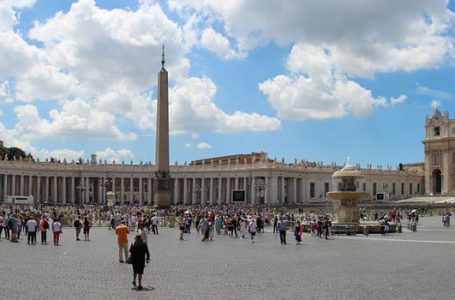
left=116, top=220, right=130, bottom=263
left=294, top=220, right=303, bottom=245
left=150, top=214, right=159, bottom=235
left=26, top=216, right=38, bottom=245
left=73, top=216, right=82, bottom=241
left=249, top=218, right=257, bottom=243
left=179, top=216, right=186, bottom=241
left=130, top=234, right=150, bottom=290
left=40, top=216, right=49, bottom=244
left=52, top=219, right=62, bottom=246
left=324, top=217, right=331, bottom=240
left=83, top=217, right=91, bottom=241
left=277, top=218, right=287, bottom=244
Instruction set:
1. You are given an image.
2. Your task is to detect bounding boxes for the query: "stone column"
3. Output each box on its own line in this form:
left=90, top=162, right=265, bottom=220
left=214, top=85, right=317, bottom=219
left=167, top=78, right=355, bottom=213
left=293, top=177, right=297, bottom=204
left=62, top=176, right=66, bottom=204
left=36, top=176, right=41, bottom=203
left=28, top=175, right=32, bottom=196
left=139, top=177, right=143, bottom=205
left=129, top=177, right=134, bottom=203
left=265, top=176, right=269, bottom=204
left=148, top=177, right=152, bottom=205
left=45, top=176, right=49, bottom=203
left=53, top=176, right=58, bottom=203
left=3, top=174, right=8, bottom=200
left=183, top=177, right=189, bottom=204
left=209, top=177, right=214, bottom=205
left=235, top=177, right=239, bottom=190
left=201, top=178, right=206, bottom=205
left=71, top=177, right=75, bottom=204
left=19, top=175, right=24, bottom=196
left=120, top=177, right=125, bottom=204
left=192, top=178, right=197, bottom=205
left=218, top=177, right=222, bottom=205
left=226, top=177, right=231, bottom=204
left=280, top=177, right=286, bottom=204
left=443, top=150, right=450, bottom=195
left=251, top=176, right=256, bottom=205
left=173, top=178, right=179, bottom=205
left=112, top=176, right=116, bottom=195
left=98, top=178, right=103, bottom=204
left=11, top=175, right=16, bottom=196
left=85, top=177, right=89, bottom=204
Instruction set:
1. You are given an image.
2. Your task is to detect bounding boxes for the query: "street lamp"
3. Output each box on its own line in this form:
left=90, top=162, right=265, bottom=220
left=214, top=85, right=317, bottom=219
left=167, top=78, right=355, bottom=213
left=192, top=183, right=201, bottom=205
left=99, top=174, right=112, bottom=205
left=76, top=184, right=87, bottom=205
left=254, top=178, right=266, bottom=205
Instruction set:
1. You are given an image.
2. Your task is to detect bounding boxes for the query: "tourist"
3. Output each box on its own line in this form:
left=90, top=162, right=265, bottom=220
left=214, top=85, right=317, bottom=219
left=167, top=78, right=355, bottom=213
left=249, top=217, right=257, bottom=243
left=26, top=216, right=38, bottom=245
left=151, top=214, right=159, bottom=235
left=317, top=218, right=324, bottom=238
left=73, top=216, right=82, bottom=240
left=0, top=212, right=4, bottom=240
left=9, top=214, right=18, bottom=243
left=52, top=218, right=62, bottom=246
left=129, top=234, right=150, bottom=290
left=115, top=220, right=130, bottom=263
left=324, top=217, right=331, bottom=240
left=83, top=217, right=91, bottom=241
left=40, top=216, right=49, bottom=244
left=294, top=220, right=302, bottom=245
left=138, top=224, right=148, bottom=245
left=277, top=217, right=287, bottom=244
left=199, top=216, right=209, bottom=242
left=273, top=215, right=278, bottom=233
left=178, top=215, right=186, bottom=240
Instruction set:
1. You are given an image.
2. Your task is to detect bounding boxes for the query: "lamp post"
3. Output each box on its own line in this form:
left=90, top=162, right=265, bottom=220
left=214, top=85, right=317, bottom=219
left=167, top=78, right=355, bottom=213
left=254, top=178, right=266, bottom=205
left=76, top=184, right=87, bottom=205
left=99, top=174, right=112, bottom=205
left=192, top=183, right=202, bottom=206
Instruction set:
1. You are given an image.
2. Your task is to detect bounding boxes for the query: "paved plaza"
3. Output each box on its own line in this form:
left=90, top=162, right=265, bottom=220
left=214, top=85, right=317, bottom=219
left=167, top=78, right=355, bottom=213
left=0, top=216, right=454, bottom=300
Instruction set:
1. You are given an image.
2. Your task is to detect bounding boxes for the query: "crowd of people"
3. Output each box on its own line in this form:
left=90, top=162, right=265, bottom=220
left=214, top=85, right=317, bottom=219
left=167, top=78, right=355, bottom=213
left=1, top=202, right=453, bottom=290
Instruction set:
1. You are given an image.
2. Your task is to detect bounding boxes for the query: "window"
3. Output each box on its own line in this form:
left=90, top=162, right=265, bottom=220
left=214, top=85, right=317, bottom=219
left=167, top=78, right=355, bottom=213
left=409, top=183, right=413, bottom=195
left=401, top=183, right=404, bottom=195
left=373, top=183, right=377, bottom=195
left=338, top=182, right=342, bottom=191
left=324, top=182, right=329, bottom=194
left=433, top=152, right=441, bottom=166
left=310, top=183, right=315, bottom=198
left=434, top=126, right=440, bottom=136
left=417, top=183, right=420, bottom=194
left=362, top=183, right=366, bottom=192
left=392, top=183, right=396, bottom=195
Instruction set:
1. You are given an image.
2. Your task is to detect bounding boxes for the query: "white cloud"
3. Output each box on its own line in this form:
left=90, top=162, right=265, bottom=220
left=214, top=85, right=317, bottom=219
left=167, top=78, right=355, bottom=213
left=416, top=83, right=452, bottom=99
left=14, top=102, right=136, bottom=141
left=95, top=147, right=134, bottom=162
left=184, top=143, right=192, bottom=148
left=260, top=44, right=405, bottom=120
left=170, top=77, right=281, bottom=133
left=431, top=100, right=441, bottom=109
left=200, top=27, right=245, bottom=60
left=37, top=148, right=85, bottom=161
left=197, top=142, right=212, bottom=150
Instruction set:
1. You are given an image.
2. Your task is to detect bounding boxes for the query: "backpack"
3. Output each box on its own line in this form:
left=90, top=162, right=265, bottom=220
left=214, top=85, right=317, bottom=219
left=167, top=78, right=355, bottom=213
left=43, top=220, right=49, bottom=229
left=73, top=219, right=80, bottom=227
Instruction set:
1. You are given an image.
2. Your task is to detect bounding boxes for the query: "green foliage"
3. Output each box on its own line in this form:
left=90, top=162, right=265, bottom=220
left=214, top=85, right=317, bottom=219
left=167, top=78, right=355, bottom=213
left=0, top=145, right=33, bottom=161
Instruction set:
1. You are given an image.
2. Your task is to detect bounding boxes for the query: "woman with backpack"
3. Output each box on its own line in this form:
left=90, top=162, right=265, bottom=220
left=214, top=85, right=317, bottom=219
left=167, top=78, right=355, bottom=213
left=40, top=216, right=49, bottom=244
left=83, top=217, right=91, bottom=241
left=52, top=219, right=62, bottom=246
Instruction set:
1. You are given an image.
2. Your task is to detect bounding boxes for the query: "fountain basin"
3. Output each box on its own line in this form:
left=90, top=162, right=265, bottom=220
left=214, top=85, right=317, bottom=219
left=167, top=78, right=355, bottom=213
left=327, top=191, right=369, bottom=201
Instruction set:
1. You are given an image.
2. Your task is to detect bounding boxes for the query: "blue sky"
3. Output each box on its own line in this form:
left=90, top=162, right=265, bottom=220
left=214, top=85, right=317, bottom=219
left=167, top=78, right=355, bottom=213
left=0, top=0, right=454, bottom=167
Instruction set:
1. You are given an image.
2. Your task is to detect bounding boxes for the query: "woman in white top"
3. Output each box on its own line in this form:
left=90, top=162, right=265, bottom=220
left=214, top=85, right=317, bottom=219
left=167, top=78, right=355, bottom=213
left=52, top=219, right=62, bottom=246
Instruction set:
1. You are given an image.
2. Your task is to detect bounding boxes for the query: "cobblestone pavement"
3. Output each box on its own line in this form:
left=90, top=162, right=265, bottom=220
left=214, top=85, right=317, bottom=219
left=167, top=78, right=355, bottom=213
left=0, top=216, right=454, bottom=300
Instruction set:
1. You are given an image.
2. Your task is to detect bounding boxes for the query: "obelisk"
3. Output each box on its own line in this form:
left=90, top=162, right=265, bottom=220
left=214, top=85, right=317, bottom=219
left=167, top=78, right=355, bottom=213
left=153, top=45, right=171, bottom=208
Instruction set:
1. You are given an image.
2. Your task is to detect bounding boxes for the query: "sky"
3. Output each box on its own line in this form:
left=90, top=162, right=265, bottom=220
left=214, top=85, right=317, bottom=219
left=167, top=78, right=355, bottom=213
left=0, top=0, right=454, bottom=167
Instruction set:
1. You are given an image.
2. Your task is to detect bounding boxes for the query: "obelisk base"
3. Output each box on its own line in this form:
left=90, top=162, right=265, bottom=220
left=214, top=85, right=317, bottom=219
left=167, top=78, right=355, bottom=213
left=153, top=177, right=171, bottom=209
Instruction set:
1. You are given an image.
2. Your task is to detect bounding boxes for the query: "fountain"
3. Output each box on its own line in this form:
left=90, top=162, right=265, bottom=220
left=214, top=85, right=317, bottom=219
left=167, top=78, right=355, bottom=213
left=326, top=163, right=369, bottom=234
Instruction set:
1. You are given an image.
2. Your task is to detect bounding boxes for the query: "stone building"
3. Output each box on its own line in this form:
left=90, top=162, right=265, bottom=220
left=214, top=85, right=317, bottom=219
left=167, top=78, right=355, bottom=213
left=0, top=150, right=424, bottom=205
left=423, top=109, right=455, bottom=195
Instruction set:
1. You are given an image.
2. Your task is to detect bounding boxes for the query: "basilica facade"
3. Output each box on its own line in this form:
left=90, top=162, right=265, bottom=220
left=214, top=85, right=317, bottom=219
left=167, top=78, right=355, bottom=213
left=424, top=109, right=455, bottom=195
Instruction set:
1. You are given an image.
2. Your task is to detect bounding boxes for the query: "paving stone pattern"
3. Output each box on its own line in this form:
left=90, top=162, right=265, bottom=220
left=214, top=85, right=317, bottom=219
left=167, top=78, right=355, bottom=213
left=0, top=216, right=454, bottom=300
